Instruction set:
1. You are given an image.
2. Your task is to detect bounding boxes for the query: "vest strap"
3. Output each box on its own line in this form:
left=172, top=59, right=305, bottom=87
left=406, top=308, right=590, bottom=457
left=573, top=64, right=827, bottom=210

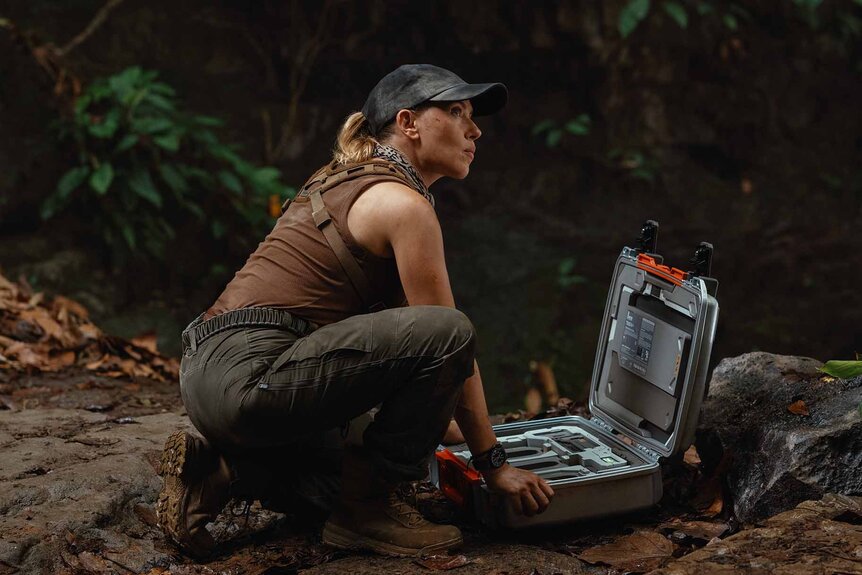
left=285, top=159, right=416, bottom=314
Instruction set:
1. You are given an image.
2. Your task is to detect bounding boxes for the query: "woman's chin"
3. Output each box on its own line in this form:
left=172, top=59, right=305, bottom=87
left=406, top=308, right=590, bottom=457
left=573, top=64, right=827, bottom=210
left=451, top=166, right=470, bottom=180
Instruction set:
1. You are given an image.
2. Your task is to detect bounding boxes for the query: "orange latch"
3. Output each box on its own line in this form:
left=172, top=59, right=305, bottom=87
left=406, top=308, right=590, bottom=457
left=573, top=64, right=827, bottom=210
left=636, top=253, right=686, bottom=286
left=435, top=449, right=482, bottom=508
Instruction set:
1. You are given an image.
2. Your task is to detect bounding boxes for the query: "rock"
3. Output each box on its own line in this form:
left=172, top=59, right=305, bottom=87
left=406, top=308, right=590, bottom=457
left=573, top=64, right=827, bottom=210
left=647, top=494, right=862, bottom=575
left=696, top=352, right=862, bottom=523
left=0, top=408, right=189, bottom=574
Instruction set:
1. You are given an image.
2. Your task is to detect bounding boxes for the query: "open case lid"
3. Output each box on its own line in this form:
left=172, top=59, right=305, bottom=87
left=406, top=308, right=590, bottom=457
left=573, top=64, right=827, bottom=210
left=589, top=247, right=719, bottom=458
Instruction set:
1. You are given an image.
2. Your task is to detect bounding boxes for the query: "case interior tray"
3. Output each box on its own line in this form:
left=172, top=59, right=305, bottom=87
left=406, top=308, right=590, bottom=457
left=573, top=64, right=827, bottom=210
left=444, top=421, right=652, bottom=483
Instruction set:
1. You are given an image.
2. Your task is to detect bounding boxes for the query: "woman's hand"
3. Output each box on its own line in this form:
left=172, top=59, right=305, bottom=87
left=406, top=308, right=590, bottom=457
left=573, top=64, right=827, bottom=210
left=482, top=464, right=555, bottom=516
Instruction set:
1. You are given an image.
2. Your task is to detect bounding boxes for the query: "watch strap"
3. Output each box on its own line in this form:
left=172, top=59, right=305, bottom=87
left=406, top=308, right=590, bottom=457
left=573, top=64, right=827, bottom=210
left=471, top=442, right=506, bottom=473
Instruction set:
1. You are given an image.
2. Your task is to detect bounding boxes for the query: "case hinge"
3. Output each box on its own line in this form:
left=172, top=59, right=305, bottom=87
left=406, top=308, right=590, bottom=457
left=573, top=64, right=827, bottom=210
left=634, top=442, right=662, bottom=462
left=591, top=416, right=661, bottom=461
left=590, top=416, right=615, bottom=434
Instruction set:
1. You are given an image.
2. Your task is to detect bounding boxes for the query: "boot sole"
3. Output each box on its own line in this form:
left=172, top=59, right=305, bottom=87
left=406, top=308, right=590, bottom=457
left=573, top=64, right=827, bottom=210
left=156, top=430, right=213, bottom=559
left=321, top=521, right=463, bottom=558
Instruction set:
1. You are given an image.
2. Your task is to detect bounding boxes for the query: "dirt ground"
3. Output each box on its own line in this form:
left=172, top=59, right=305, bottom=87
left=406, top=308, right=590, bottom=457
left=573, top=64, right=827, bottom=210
left=1, top=367, right=860, bottom=575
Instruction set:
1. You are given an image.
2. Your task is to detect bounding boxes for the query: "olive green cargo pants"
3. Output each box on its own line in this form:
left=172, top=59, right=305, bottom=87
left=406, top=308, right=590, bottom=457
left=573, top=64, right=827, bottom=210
left=179, top=306, right=476, bottom=488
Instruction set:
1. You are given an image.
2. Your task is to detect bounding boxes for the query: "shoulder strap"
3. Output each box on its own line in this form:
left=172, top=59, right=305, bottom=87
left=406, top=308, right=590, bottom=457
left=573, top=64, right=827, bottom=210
left=294, top=159, right=413, bottom=313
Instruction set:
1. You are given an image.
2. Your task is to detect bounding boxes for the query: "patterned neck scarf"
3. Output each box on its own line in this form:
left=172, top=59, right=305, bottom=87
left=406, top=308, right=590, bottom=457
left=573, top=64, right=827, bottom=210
left=372, top=143, right=435, bottom=208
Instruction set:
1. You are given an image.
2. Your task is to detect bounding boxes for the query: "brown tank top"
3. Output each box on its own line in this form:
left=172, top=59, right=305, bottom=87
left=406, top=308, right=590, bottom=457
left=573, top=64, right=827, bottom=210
left=206, top=172, right=408, bottom=326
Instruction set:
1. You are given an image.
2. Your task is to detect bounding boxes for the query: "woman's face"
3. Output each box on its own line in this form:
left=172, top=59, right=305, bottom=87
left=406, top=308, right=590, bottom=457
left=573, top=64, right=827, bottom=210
left=414, top=100, right=482, bottom=181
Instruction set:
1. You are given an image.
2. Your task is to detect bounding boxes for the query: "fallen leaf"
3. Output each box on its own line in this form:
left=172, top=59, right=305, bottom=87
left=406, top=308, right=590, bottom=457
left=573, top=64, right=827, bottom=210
left=9, top=318, right=43, bottom=342
left=579, top=531, right=674, bottom=572
left=78, top=323, right=101, bottom=340
left=658, top=519, right=729, bottom=541
left=787, top=400, right=809, bottom=416
left=705, top=493, right=724, bottom=517
left=683, top=445, right=701, bottom=466
left=124, top=345, right=143, bottom=361
left=48, top=350, right=76, bottom=370
left=52, top=295, right=89, bottom=320
left=4, top=342, right=44, bottom=367
left=119, top=358, right=138, bottom=376
left=85, top=356, right=107, bottom=370
left=414, top=554, right=473, bottom=570
left=741, top=177, right=753, bottom=194
left=131, top=331, right=158, bottom=354
left=19, top=308, right=63, bottom=342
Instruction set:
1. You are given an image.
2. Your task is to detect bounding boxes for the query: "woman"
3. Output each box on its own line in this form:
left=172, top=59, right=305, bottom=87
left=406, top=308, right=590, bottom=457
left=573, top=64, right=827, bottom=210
left=157, top=64, right=554, bottom=559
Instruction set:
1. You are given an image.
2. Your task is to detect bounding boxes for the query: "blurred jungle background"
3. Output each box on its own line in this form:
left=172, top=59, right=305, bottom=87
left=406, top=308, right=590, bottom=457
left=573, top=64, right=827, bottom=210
left=1, top=0, right=860, bottom=413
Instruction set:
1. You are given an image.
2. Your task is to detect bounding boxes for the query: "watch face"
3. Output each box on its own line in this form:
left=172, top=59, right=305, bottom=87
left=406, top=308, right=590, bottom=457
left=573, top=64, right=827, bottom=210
left=489, top=445, right=507, bottom=468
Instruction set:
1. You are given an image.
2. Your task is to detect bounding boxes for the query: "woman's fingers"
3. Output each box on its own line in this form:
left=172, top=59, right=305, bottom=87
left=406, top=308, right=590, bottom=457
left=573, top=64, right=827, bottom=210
left=539, top=477, right=555, bottom=499
left=509, top=490, right=524, bottom=516
left=531, top=483, right=551, bottom=513
left=520, top=490, right=539, bottom=516
left=488, top=467, right=556, bottom=517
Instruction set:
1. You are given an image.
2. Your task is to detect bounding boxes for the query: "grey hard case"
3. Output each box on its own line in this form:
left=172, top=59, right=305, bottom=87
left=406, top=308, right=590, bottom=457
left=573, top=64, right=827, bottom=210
left=432, top=246, right=720, bottom=528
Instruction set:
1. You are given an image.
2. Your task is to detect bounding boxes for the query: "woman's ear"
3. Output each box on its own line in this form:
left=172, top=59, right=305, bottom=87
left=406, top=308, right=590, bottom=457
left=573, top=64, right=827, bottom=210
left=394, top=109, right=419, bottom=140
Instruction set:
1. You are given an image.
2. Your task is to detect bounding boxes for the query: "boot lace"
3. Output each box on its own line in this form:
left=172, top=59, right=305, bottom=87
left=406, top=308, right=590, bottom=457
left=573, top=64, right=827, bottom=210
left=388, top=483, right=425, bottom=528
left=213, top=497, right=253, bottom=542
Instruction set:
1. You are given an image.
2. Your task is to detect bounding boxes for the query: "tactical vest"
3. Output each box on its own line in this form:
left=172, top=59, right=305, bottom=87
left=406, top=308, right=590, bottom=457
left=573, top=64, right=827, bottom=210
left=283, top=159, right=418, bottom=313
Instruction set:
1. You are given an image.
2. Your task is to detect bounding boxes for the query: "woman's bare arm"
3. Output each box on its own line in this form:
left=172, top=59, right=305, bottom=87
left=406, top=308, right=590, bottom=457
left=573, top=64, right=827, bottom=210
left=348, top=182, right=554, bottom=515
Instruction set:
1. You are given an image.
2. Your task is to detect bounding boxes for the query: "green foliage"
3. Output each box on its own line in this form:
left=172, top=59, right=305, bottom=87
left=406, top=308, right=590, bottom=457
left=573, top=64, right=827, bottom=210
left=43, top=66, right=294, bottom=264
left=819, top=359, right=862, bottom=379
left=662, top=2, right=689, bottom=29
left=557, top=258, right=588, bottom=288
left=619, top=0, right=755, bottom=37
left=608, top=148, right=659, bottom=183
left=722, top=13, right=739, bottom=30
left=792, top=0, right=823, bottom=27
left=620, top=0, right=651, bottom=38
left=533, top=115, right=591, bottom=148
left=565, top=115, right=592, bottom=136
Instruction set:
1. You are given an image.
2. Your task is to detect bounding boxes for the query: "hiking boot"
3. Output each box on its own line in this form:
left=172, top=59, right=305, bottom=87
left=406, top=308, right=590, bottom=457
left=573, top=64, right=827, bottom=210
left=322, top=450, right=462, bottom=557
left=156, top=430, right=232, bottom=559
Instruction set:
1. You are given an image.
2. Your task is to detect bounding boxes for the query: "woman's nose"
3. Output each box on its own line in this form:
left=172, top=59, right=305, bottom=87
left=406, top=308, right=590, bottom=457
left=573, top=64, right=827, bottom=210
left=467, top=118, right=482, bottom=140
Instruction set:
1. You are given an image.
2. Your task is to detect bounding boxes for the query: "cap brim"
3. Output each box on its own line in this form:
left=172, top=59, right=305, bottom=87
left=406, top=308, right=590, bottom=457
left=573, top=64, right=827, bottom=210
left=428, top=82, right=508, bottom=116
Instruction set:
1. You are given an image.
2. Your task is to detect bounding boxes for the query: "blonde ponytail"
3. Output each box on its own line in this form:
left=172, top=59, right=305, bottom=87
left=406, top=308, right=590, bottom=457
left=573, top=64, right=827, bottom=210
left=333, top=112, right=377, bottom=165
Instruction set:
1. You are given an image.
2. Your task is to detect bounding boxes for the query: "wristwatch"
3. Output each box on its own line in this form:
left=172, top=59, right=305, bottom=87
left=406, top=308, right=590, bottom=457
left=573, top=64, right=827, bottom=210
left=471, top=442, right=507, bottom=473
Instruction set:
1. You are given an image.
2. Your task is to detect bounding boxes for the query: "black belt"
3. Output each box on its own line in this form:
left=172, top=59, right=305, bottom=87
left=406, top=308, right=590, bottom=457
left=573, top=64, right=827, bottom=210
left=182, top=307, right=316, bottom=352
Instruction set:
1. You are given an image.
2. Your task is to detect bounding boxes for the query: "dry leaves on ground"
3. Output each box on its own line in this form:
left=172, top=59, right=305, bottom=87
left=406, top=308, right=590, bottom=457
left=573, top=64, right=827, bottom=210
left=0, top=271, right=178, bottom=383
left=787, top=400, right=810, bottom=416
left=578, top=530, right=674, bottom=573
left=414, top=554, right=473, bottom=570
left=658, top=518, right=730, bottom=542
left=683, top=445, right=701, bottom=466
